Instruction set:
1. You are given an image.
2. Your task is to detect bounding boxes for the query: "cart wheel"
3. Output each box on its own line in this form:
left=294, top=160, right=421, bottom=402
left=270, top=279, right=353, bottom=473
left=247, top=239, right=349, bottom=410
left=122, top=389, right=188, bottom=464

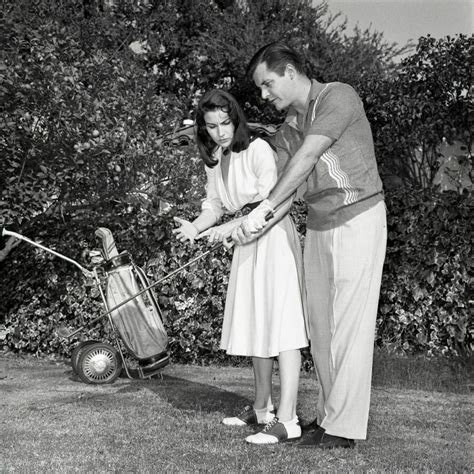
left=76, top=342, right=122, bottom=384
left=71, top=340, right=98, bottom=374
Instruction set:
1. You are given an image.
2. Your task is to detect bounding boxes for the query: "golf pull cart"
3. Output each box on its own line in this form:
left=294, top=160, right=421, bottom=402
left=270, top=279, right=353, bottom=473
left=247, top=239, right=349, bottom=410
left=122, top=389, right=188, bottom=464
left=2, top=228, right=171, bottom=385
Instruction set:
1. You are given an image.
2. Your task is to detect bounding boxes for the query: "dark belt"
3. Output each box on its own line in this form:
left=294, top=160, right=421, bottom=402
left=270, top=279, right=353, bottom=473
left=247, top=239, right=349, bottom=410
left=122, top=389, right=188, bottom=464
left=240, top=201, right=262, bottom=214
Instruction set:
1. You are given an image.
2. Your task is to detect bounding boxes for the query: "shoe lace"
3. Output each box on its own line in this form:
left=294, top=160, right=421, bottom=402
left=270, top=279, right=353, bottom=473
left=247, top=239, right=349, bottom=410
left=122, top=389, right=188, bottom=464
left=237, top=405, right=253, bottom=417
left=261, top=416, right=279, bottom=433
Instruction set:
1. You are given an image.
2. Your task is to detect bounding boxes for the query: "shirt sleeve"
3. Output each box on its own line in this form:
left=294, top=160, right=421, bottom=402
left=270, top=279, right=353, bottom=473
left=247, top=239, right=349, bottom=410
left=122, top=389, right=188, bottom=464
left=249, top=139, right=278, bottom=199
left=201, top=165, right=225, bottom=220
left=307, top=83, right=361, bottom=141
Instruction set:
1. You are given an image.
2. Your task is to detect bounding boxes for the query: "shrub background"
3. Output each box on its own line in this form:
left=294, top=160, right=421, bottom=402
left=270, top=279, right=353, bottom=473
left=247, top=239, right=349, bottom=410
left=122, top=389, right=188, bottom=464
left=1, top=0, right=472, bottom=362
left=1, top=183, right=471, bottom=361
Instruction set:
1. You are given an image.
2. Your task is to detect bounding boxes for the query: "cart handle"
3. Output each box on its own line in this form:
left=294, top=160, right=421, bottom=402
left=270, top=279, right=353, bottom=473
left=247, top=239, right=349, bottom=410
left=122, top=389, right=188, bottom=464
left=2, top=229, right=94, bottom=278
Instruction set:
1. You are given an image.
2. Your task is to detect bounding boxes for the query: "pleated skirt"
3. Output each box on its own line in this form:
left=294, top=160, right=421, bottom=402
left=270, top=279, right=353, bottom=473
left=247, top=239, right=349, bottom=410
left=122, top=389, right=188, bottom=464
left=220, top=215, right=309, bottom=358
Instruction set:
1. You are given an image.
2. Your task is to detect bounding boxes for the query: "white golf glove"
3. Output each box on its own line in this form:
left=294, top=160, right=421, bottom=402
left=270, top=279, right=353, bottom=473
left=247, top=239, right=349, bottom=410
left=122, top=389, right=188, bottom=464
left=241, top=200, right=274, bottom=234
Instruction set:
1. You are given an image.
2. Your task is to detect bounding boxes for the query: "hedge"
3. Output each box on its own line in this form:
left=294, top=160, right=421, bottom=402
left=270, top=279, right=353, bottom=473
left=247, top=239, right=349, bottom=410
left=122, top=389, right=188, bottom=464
left=378, top=188, right=472, bottom=357
left=1, top=188, right=471, bottom=363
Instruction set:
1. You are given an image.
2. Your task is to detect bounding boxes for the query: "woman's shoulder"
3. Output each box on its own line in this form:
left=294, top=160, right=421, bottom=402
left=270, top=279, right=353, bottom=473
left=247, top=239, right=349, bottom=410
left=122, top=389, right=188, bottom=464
left=247, top=137, right=273, bottom=153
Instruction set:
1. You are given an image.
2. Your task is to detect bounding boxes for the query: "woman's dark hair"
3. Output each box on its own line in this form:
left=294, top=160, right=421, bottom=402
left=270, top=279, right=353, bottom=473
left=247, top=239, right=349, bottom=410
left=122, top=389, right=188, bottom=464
left=195, top=89, right=250, bottom=168
left=246, top=41, right=306, bottom=80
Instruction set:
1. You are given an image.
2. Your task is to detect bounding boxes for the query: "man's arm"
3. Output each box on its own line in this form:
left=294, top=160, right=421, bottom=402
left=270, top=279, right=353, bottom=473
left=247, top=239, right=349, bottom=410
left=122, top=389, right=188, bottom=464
left=231, top=133, right=334, bottom=245
left=228, top=192, right=295, bottom=246
left=265, top=133, right=334, bottom=210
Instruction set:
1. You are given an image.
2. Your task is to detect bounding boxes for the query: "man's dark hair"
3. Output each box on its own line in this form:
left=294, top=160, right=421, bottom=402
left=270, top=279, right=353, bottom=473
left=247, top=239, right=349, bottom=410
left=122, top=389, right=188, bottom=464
left=246, top=41, right=306, bottom=80
left=195, top=89, right=250, bottom=168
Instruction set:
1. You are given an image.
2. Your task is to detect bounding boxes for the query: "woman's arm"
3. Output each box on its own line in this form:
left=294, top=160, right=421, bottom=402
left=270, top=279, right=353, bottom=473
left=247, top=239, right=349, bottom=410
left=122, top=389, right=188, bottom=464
left=173, top=160, right=225, bottom=245
left=191, top=210, right=220, bottom=233
left=197, top=215, right=246, bottom=244
left=231, top=134, right=333, bottom=245
left=172, top=209, right=219, bottom=245
left=227, top=139, right=295, bottom=244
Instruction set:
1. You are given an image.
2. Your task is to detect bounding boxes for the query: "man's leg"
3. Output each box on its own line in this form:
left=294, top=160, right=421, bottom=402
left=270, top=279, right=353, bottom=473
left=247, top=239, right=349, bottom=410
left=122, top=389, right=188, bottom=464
left=304, top=202, right=387, bottom=440
left=303, top=223, right=334, bottom=430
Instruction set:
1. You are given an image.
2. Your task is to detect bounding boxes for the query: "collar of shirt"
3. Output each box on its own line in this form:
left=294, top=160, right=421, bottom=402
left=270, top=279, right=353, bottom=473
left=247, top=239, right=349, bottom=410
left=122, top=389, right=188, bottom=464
left=284, top=80, right=328, bottom=132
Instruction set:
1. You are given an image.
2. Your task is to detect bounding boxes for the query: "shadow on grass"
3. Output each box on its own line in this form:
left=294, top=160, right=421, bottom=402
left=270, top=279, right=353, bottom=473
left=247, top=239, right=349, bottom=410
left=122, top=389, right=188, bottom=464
left=116, top=373, right=252, bottom=415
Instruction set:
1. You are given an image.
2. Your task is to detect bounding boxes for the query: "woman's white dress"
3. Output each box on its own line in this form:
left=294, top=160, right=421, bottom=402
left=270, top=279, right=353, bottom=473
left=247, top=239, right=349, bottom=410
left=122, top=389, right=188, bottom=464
left=202, top=138, right=308, bottom=358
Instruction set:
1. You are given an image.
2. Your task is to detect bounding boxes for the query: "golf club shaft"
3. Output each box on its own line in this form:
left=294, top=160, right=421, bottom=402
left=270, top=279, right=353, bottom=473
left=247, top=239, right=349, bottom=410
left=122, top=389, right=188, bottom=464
left=59, top=209, right=278, bottom=338
left=62, top=241, right=224, bottom=338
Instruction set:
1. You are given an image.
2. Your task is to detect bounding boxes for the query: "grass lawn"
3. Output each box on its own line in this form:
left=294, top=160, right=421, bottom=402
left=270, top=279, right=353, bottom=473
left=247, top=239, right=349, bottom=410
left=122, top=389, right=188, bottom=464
left=0, top=350, right=471, bottom=472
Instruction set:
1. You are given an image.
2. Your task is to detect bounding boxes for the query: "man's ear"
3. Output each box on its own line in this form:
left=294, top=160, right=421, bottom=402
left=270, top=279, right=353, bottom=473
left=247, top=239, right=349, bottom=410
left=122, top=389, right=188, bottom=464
left=285, top=64, right=297, bottom=79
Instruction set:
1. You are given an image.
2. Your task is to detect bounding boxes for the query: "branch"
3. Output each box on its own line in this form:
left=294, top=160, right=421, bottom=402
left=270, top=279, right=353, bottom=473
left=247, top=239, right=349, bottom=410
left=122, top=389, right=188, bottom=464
left=0, top=236, right=21, bottom=263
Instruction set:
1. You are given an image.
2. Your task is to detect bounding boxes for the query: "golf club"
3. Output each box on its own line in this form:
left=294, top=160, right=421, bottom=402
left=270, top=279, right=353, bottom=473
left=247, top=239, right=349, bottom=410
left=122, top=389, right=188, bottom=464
left=55, top=239, right=226, bottom=339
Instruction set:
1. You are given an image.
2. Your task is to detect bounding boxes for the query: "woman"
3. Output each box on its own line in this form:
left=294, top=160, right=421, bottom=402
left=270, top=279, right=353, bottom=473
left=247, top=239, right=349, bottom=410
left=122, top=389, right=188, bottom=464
left=172, top=89, right=308, bottom=444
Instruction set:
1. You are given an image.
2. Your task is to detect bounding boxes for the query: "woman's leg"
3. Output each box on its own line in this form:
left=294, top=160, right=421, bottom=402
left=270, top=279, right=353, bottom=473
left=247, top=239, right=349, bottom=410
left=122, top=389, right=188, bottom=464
left=276, top=349, right=301, bottom=421
left=252, top=356, right=274, bottom=409
left=245, top=349, right=302, bottom=444
left=222, top=357, right=274, bottom=427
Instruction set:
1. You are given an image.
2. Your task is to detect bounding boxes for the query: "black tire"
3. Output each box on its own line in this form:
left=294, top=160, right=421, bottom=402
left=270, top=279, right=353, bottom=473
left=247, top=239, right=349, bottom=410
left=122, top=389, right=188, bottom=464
left=76, top=342, right=122, bottom=384
left=71, top=340, right=98, bottom=374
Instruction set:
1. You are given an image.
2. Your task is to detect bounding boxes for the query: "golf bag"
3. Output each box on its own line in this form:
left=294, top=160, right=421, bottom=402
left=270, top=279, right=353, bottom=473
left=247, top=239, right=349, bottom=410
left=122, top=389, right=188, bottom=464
left=97, top=228, right=168, bottom=366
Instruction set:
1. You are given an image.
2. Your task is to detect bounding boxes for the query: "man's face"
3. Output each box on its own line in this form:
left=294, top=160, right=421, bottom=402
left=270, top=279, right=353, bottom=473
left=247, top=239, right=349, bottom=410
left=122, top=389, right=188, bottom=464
left=252, top=62, right=294, bottom=111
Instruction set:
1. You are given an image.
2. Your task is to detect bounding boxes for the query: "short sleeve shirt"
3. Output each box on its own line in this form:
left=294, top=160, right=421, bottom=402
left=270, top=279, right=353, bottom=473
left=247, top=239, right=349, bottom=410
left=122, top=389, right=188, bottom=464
left=271, top=81, right=384, bottom=230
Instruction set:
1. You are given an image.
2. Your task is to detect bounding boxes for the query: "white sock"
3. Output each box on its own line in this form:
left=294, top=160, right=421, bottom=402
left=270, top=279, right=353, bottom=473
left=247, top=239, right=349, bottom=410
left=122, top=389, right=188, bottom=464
left=279, top=417, right=301, bottom=438
left=254, top=405, right=275, bottom=423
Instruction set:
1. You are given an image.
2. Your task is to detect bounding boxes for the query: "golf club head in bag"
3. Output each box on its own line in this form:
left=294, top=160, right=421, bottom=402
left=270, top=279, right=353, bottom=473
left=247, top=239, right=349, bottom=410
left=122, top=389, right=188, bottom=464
left=95, top=227, right=119, bottom=261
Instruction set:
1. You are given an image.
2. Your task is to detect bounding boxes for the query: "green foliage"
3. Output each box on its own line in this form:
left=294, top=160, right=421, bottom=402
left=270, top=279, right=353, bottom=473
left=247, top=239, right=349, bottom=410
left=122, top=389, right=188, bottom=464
left=1, top=0, right=472, bottom=362
left=377, top=188, right=472, bottom=357
left=0, top=199, right=234, bottom=363
left=362, top=34, right=472, bottom=188
left=1, top=0, right=407, bottom=229
left=124, top=0, right=407, bottom=124
left=0, top=0, right=195, bottom=227
left=1, top=218, right=104, bottom=355
left=1, top=188, right=471, bottom=361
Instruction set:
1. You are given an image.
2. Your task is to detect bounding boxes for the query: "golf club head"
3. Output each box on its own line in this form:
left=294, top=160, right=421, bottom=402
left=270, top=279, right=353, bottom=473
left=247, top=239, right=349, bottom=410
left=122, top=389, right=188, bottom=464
left=95, top=227, right=119, bottom=260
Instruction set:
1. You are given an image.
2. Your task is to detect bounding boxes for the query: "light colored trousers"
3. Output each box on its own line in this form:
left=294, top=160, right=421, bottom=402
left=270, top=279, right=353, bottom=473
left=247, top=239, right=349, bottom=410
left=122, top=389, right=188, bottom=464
left=304, top=201, right=387, bottom=440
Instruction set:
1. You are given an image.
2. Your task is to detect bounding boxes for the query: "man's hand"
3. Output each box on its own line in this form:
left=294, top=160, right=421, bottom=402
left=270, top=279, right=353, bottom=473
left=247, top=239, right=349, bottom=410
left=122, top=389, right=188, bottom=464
left=241, top=199, right=274, bottom=234
left=229, top=200, right=275, bottom=246
left=172, top=217, right=199, bottom=245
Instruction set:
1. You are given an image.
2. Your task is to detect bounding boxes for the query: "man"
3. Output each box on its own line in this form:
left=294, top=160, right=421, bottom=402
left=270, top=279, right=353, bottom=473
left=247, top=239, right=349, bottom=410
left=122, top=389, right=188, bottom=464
left=231, top=42, right=387, bottom=449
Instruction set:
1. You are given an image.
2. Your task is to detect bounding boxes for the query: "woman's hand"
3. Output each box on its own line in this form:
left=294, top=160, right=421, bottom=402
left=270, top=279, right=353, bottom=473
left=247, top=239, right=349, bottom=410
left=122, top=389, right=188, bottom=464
left=230, top=224, right=259, bottom=246
left=172, top=217, right=199, bottom=245
left=197, top=220, right=239, bottom=246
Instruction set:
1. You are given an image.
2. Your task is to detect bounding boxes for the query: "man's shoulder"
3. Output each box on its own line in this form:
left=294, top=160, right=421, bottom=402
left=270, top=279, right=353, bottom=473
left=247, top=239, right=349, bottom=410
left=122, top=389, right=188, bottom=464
left=314, top=82, right=363, bottom=115
left=323, top=82, right=360, bottom=100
